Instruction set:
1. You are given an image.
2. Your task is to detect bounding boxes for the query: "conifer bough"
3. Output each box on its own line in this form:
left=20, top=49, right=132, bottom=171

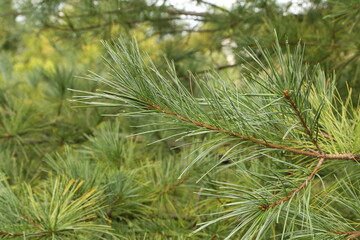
left=73, top=37, right=360, bottom=239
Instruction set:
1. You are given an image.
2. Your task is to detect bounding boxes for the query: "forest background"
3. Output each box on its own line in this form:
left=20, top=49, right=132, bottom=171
left=0, top=0, right=359, bottom=239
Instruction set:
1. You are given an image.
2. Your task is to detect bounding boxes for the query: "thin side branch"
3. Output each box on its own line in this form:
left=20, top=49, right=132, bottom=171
left=163, top=175, right=191, bottom=193
left=0, top=134, right=14, bottom=139
left=283, top=90, right=322, bottom=153
left=23, top=215, right=44, bottom=231
left=330, top=230, right=360, bottom=240
left=0, top=231, right=24, bottom=237
left=259, top=158, right=324, bottom=211
left=318, top=131, right=336, bottom=141
left=148, top=103, right=360, bottom=161
left=196, top=0, right=232, bottom=14
left=0, top=231, right=50, bottom=238
left=166, top=8, right=216, bottom=17
left=155, top=28, right=223, bottom=35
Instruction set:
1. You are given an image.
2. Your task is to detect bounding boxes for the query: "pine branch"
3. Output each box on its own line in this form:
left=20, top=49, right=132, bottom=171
left=0, top=231, right=53, bottom=238
left=46, top=18, right=215, bottom=34
left=0, top=132, right=31, bottom=140
left=330, top=230, right=360, bottom=240
left=146, top=93, right=358, bottom=212
left=166, top=8, right=217, bottom=17
left=318, top=131, right=336, bottom=141
left=148, top=102, right=359, bottom=161
left=0, top=231, right=24, bottom=237
left=259, top=157, right=324, bottom=210
left=195, top=0, right=232, bottom=14
left=45, top=17, right=183, bottom=32
left=0, top=134, right=14, bottom=139
left=155, top=28, right=223, bottom=35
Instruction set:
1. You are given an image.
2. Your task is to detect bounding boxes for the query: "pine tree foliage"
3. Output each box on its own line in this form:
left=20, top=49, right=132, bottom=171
left=0, top=174, right=113, bottom=239
left=0, top=0, right=360, bottom=239
left=73, top=36, right=360, bottom=239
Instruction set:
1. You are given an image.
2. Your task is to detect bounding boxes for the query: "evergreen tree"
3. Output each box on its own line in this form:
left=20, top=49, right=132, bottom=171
left=0, top=0, right=359, bottom=239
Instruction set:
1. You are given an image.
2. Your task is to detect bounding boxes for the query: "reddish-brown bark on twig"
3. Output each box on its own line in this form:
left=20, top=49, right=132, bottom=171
left=259, top=158, right=324, bottom=210
left=0, top=134, right=14, bottom=139
left=330, top=230, right=360, bottom=240
left=0, top=231, right=24, bottom=237
left=163, top=175, right=191, bottom=193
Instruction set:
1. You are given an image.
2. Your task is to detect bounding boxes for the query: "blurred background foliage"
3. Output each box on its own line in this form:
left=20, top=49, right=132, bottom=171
left=0, top=0, right=359, bottom=239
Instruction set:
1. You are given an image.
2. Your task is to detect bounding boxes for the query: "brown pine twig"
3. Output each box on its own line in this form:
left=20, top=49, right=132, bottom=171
left=197, top=0, right=232, bottom=14
left=0, top=134, right=14, bottom=139
left=330, top=230, right=360, bottom=240
left=259, top=158, right=324, bottom=210
left=319, top=131, right=336, bottom=141
left=0, top=231, right=24, bottom=237
left=23, top=215, right=44, bottom=231
left=283, top=90, right=322, bottom=153
left=0, top=230, right=50, bottom=238
left=163, top=175, right=191, bottom=193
